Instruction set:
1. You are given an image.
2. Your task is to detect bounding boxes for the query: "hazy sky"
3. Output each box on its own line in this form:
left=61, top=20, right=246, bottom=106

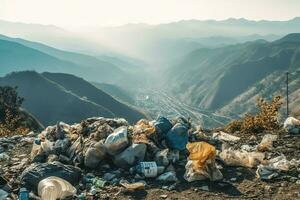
left=1, top=0, right=300, bottom=28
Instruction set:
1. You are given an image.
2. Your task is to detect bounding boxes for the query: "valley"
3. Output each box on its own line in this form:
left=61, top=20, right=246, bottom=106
left=132, top=88, right=232, bottom=128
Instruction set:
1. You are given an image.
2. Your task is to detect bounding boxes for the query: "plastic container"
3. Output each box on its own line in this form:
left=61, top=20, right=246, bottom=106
left=19, top=188, right=29, bottom=200
left=131, top=162, right=165, bottom=178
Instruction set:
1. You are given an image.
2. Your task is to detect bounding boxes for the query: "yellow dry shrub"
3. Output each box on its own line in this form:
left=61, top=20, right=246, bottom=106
left=0, top=109, right=30, bottom=136
left=225, top=96, right=282, bottom=133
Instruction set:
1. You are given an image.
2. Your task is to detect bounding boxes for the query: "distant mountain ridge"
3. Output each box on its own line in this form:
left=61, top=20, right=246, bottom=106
left=0, top=71, right=146, bottom=126
left=0, top=36, right=127, bottom=83
left=166, top=33, right=300, bottom=117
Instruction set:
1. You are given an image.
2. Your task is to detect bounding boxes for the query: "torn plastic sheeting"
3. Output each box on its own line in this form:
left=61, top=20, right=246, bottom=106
left=184, top=142, right=223, bottom=182
left=283, top=117, right=300, bottom=134
left=266, top=155, right=290, bottom=171
left=120, top=180, right=146, bottom=191
left=256, top=155, right=290, bottom=180
left=212, top=131, right=240, bottom=143
left=219, top=148, right=265, bottom=168
left=132, top=119, right=157, bottom=145
left=166, top=123, right=189, bottom=151
left=155, top=149, right=179, bottom=167
left=20, top=161, right=81, bottom=193
left=38, top=176, right=76, bottom=200
left=257, top=134, right=278, bottom=152
left=256, top=165, right=279, bottom=180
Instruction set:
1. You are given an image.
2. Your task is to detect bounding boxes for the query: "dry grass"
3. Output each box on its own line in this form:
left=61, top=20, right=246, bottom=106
left=224, top=96, right=283, bottom=133
left=0, top=109, right=30, bottom=136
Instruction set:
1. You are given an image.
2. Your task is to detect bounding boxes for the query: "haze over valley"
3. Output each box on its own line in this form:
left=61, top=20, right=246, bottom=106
left=0, top=0, right=299, bottom=128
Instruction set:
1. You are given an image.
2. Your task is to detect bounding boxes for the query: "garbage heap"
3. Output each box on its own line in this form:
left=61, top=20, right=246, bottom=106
left=0, top=116, right=300, bottom=199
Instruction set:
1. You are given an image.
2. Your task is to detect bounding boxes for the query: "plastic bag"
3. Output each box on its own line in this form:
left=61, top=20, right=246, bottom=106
left=283, top=117, right=300, bottom=134
left=256, top=134, right=278, bottom=152
left=154, top=149, right=180, bottom=167
left=20, top=161, right=81, bottom=192
left=38, top=176, right=76, bottom=200
left=113, top=143, right=146, bottom=168
left=219, top=148, right=265, bottom=168
left=166, top=123, right=188, bottom=151
left=184, top=142, right=223, bottom=182
left=156, top=171, right=178, bottom=182
left=212, top=131, right=240, bottom=143
left=256, top=155, right=290, bottom=180
left=84, top=142, right=107, bottom=168
left=104, top=126, right=129, bottom=155
left=132, top=119, right=157, bottom=144
left=154, top=116, right=173, bottom=136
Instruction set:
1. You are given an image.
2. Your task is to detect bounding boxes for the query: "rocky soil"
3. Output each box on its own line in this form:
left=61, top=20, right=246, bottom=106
left=0, top=118, right=300, bottom=200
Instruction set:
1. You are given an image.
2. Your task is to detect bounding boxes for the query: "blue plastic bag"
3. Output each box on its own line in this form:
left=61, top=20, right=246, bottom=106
left=154, top=116, right=173, bottom=137
left=166, top=123, right=188, bottom=151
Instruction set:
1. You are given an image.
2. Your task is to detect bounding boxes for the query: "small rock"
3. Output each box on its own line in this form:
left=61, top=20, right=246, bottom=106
left=264, top=185, right=272, bottom=192
left=157, top=171, right=178, bottom=182
left=103, top=173, right=117, bottom=181
left=296, top=180, right=300, bottom=185
left=230, top=177, right=237, bottom=182
left=160, top=194, right=168, bottom=199
left=0, top=189, right=8, bottom=199
left=0, top=145, right=4, bottom=154
left=250, top=135, right=257, bottom=141
left=199, top=185, right=209, bottom=191
left=289, top=177, right=298, bottom=183
left=281, top=182, right=288, bottom=187
left=0, top=153, right=9, bottom=161
left=27, top=131, right=36, bottom=137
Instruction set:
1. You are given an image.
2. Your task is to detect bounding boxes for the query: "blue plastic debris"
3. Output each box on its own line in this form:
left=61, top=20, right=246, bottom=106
left=165, top=123, right=188, bottom=151
left=154, top=116, right=173, bottom=136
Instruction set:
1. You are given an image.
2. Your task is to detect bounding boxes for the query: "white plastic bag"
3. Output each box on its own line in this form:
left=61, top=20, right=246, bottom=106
left=212, top=131, right=240, bottom=143
left=38, top=176, right=76, bottom=200
left=184, top=142, right=223, bottom=182
left=257, top=134, right=278, bottom=152
left=104, top=126, right=129, bottom=155
left=284, top=117, right=300, bottom=134
left=219, top=148, right=265, bottom=168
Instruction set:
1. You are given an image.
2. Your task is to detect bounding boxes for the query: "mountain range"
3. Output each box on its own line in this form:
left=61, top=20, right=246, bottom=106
left=0, top=71, right=146, bottom=126
left=166, top=33, right=300, bottom=118
left=0, top=18, right=299, bottom=127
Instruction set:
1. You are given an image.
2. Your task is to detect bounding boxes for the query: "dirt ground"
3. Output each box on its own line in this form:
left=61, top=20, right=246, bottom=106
left=1, top=131, right=300, bottom=200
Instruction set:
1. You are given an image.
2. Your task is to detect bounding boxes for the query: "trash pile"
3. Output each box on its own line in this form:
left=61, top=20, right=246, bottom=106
left=0, top=115, right=300, bottom=199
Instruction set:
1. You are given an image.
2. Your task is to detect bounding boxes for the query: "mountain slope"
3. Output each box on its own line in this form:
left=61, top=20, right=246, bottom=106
left=0, top=71, right=145, bottom=126
left=166, top=33, right=300, bottom=116
left=42, top=72, right=145, bottom=123
left=92, top=82, right=135, bottom=105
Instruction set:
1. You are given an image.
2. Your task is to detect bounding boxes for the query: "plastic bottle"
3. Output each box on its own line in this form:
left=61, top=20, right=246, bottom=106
left=131, top=162, right=165, bottom=178
left=78, top=193, right=86, bottom=200
left=92, top=177, right=107, bottom=188
left=19, top=188, right=29, bottom=200
left=38, top=176, right=76, bottom=200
